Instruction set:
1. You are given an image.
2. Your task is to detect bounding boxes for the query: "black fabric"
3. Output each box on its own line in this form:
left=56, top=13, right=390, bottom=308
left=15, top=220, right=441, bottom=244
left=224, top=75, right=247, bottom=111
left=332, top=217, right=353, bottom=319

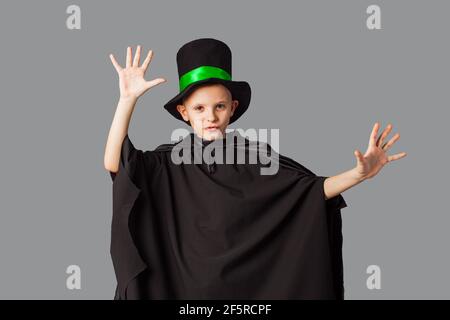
left=109, top=131, right=347, bottom=300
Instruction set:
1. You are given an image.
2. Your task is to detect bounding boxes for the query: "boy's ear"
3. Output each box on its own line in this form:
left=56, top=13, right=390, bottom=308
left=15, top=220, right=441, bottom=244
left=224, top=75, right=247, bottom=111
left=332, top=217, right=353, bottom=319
left=231, top=100, right=239, bottom=116
left=176, top=104, right=189, bottom=121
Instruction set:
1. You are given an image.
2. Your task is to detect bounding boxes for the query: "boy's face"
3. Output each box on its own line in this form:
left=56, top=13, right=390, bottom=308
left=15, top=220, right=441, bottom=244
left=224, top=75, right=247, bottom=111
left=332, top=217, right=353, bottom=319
left=176, top=84, right=239, bottom=141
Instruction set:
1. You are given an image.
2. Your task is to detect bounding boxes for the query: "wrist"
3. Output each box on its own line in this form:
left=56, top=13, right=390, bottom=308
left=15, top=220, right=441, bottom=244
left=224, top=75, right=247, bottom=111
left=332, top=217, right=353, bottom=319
left=351, top=167, right=366, bottom=183
left=119, top=95, right=138, bottom=103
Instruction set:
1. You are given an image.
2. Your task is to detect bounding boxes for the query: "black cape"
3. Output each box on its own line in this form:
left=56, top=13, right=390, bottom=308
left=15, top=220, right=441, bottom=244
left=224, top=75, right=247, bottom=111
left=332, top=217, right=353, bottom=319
left=109, top=131, right=347, bottom=300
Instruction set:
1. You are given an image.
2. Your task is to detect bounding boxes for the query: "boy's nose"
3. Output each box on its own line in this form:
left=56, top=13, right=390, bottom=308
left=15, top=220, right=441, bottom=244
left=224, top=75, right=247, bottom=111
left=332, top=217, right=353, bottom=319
left=205, top=109, right=218, bottom=122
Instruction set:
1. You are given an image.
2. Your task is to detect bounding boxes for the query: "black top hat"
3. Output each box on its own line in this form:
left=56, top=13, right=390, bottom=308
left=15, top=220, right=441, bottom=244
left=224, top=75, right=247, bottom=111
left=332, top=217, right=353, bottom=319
left=163, top=38, right=251, bottom=125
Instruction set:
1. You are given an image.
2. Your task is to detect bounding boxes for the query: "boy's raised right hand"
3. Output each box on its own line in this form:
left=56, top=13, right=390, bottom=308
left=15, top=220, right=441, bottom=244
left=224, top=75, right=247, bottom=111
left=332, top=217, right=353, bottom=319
left=109, top=45, right=167, bottom=101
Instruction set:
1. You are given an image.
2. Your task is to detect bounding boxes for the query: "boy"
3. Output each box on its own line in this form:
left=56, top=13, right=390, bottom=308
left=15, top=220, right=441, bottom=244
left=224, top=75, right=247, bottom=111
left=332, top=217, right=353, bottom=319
left=105, top=38, right=406, bottom=300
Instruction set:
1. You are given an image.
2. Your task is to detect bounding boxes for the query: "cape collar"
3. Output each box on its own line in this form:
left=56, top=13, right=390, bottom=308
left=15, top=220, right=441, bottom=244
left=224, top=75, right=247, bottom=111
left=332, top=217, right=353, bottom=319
left=179, top=130, right=250, bottom=150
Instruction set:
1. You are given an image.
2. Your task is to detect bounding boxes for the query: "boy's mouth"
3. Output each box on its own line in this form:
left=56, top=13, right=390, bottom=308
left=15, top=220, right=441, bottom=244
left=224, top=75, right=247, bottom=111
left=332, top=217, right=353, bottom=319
left=205, top=126, right=219, bottom=131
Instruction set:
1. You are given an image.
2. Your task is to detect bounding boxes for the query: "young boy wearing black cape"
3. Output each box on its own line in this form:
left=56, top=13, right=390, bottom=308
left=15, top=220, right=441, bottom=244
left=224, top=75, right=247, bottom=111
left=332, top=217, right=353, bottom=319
left=105, top=38, right=406, bottom=300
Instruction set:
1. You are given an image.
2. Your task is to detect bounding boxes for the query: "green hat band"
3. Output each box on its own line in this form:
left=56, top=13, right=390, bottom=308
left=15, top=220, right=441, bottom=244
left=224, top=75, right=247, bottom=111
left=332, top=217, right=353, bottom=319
left=179, top=66, right=231, bottom=92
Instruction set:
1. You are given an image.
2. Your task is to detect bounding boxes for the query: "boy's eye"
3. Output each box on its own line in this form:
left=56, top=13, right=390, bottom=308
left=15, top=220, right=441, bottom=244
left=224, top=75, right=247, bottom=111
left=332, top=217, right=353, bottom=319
left=216, top=104, right=225, bottom=109
left=194, top=106, right=204, bottom=111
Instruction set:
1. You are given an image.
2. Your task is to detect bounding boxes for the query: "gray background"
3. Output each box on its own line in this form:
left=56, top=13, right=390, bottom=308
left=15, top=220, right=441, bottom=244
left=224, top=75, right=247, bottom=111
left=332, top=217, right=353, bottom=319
left=0, top=0, right=445, bottom=299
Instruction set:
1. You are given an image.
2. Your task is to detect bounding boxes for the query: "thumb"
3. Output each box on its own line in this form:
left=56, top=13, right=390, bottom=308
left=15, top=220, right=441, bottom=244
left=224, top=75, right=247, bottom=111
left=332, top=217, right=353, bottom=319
left=354, top=149, right=364, bottom=163
left=144, top=78, right=167, bottom=91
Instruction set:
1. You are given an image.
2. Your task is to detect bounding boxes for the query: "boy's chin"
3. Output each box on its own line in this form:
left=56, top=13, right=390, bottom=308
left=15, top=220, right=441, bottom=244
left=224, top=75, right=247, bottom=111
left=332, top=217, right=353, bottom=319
left=198, top=129, right=225, bottom=141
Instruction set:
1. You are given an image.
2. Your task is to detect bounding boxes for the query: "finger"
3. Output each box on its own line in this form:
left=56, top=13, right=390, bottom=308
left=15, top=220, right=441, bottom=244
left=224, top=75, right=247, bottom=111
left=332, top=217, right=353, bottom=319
left=376, top=123, right=393, bottom=148
left=133, top=45, right=141, bottom=67
left=354, top=149, right=364, bottom=163
left=144, top=78, right=167, bottom=90
left=388, top=152, right=407, bottom=162
left=141, top=49, right=153, bottom=72
left=382, top=132, right=400, bottom=151
left=126, top=46, right=132, bottom=68
left=368, top=122, right=380, bottom=149
left=109, top=54, right=122, bottom=73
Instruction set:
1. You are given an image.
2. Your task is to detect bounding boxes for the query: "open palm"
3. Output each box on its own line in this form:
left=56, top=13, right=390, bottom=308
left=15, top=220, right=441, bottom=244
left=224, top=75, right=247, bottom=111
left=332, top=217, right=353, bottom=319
left=109, top=45, right=166, bottom=100
left=354, top=122, right=407, bottom=180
